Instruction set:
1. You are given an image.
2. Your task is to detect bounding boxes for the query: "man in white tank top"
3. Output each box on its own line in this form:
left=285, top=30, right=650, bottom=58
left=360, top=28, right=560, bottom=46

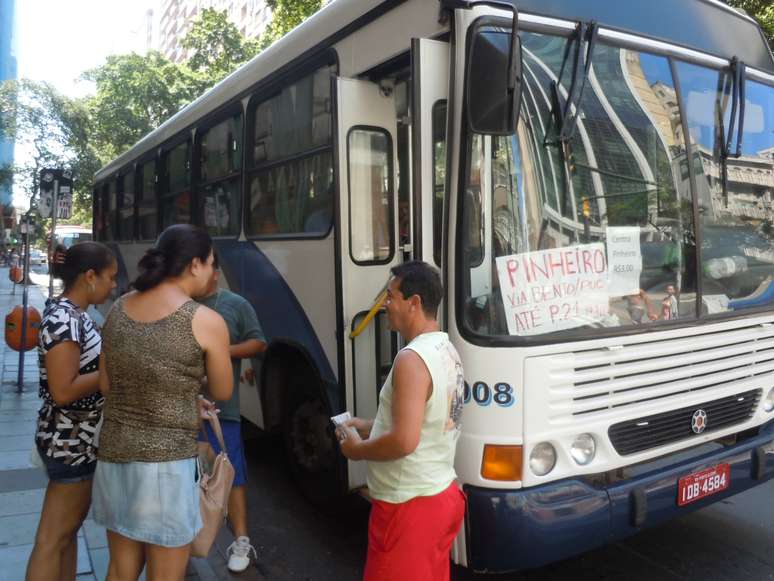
left=338, top=261, right=465, bottom=581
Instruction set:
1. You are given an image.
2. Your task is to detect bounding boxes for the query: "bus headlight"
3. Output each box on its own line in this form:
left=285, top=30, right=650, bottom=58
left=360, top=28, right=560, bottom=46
left=764, top=387, right=774, bottom=412
left=570, top=433, right=596, bottom=465
left=529, top=442, right=556, bottom=476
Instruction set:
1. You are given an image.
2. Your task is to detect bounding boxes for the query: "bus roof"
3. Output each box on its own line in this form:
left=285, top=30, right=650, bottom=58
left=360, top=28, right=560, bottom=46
left=94, top=0, right=773, bottom=183
left=94, top=0, right=390, bottom=182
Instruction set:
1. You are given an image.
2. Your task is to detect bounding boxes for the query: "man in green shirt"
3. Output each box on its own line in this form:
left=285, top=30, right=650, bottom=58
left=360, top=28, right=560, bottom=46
left=199, top=254, right=266, bottom=573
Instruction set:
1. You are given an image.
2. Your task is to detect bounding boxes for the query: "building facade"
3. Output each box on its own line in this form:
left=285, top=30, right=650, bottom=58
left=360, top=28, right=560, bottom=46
left=0, top=0, right=17, bottom=208
left=159, top=0, right=272, bottom=63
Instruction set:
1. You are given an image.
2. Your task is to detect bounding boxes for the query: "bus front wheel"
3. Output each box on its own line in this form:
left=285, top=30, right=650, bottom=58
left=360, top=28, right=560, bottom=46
left=281, top=374, right=343, bottom=505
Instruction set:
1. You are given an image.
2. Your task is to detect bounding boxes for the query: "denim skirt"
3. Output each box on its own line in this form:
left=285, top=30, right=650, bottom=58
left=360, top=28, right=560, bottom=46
left=92, top=457, right=202, bottom=547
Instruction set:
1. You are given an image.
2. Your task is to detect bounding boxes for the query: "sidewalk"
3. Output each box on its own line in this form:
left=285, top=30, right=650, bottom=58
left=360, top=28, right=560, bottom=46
left=0, top=267, right=261, bottom=581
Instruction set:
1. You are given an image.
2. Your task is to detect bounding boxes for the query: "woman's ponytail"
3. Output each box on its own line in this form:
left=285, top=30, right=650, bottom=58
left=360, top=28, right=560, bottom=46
left=131, top=225, right=212, bottom=292
left=133, top=248, right=168, bottom=292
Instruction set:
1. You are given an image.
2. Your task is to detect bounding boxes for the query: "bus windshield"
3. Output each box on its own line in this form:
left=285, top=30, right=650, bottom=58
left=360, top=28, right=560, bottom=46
left=460, top=31, right=774, bottom=339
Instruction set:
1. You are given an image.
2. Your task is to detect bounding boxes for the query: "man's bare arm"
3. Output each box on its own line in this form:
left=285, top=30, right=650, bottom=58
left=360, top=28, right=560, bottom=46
left=339, top=350, right=430, bottom=461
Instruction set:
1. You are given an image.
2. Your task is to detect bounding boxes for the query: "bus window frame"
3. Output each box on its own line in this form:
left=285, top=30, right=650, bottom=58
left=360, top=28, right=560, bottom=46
left=346, top=125, right=396, bottom=267
left=117, top=166, right=137, bottom=242
left=455, top=27, right=774, bottom=347
left=160, top=136, right=194, bottom=230
left=193, top=102, right=245, bottom=239
left=432, top=99, right=448, bottom=267
left=244, top=59, right=337, bottom=241
left=102, top=178, right=119, bottom=243
left=91, top=186, right=101, bottom=242
left=135, top=150, right=161, bottom=242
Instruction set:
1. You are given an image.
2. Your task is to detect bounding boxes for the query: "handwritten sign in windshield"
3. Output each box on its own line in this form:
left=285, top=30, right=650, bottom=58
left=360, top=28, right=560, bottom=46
left=496, top=244, right=609, bottom=336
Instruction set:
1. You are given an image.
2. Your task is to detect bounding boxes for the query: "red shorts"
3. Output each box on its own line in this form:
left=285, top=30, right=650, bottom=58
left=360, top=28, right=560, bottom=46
left=364, top=482, right=466, bottom=581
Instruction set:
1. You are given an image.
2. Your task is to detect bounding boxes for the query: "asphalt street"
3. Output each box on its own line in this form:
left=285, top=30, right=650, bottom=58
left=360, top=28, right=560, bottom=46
left=240, top=429, right=774, bottom=581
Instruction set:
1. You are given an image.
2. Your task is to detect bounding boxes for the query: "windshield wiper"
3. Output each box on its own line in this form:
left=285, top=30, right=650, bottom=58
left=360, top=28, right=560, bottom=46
left=724, top=57, right=747, bottom=159
left=545, top=21, right=599, bottom=147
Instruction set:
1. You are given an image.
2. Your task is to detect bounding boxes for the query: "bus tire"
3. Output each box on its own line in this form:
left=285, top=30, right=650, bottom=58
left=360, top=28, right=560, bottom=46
left=281, top=370, right=343, bottom=506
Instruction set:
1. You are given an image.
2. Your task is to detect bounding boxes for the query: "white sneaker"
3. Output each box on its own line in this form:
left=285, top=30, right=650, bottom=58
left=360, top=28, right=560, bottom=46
left=227, top=536, right=257, bottom=573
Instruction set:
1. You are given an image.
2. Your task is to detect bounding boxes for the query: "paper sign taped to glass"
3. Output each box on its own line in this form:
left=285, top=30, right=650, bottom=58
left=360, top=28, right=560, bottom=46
left=495, top=243, right=610, bottom=336
left=606, top=226, right=643, bottom=296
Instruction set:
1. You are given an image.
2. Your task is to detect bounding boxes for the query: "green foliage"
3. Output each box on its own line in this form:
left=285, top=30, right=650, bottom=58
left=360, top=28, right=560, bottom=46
left=82, top=51, right=203, bottom=163
left=260, top=0, right=324, bottom=49
left=0, top=80, right=78, bottom=196
left=0, top=79, right=96, bottom=235
left=727, top=0, right=774, bottom=48
left=182, top=8, right=260, bottom=86
left=2, top=4, right=325, bottom=232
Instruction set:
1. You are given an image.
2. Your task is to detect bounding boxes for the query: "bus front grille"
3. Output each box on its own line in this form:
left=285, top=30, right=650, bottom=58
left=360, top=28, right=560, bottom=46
left=548, top=322, right=774, bottom=419
left=607, top=388, right=761, bottom=455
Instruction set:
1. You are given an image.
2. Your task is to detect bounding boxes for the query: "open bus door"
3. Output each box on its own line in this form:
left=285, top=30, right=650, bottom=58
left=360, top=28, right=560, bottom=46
left=411, top=38, right=450, bottom=269
left=337, top=77, right=401, bottom=488
left=338, top=39, right=451, bottom=490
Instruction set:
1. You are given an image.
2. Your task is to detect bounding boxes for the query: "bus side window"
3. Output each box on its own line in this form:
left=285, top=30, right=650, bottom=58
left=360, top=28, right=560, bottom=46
left=138, top=159, right=159, bottom=240
left=198, top=113, right=243, bottom=237
left=119, top=170, right=135, bottom=241
left=102, top=181, right=118, bottom=242
left=432, top=100, right=447, bottom=266
left=348, top=128, right=394, bottom=264
left=246, top=64, right=334, bottom=238
left=161, top=141, right=192, bottom=229
left=93, top=188, right=103, bottom=241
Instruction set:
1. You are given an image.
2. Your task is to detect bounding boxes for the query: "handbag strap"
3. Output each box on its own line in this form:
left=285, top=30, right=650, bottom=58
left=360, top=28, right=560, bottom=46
left=203, top=410, right=228, bottom=452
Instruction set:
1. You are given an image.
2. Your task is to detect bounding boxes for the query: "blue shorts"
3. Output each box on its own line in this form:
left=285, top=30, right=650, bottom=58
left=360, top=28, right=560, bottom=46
left=92, top=458, right=202, bottom=547
left=38, top=448, right=96, bottom=484
left=200, top=420, right=248, bottom=487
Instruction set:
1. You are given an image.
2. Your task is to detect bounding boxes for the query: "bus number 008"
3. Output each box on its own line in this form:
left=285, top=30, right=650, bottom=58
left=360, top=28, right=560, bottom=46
left=463, top=381, right=515, bottom=408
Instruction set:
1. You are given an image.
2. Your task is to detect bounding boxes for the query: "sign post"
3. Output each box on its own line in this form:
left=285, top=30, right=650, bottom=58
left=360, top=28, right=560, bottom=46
left=16, top=211, right=34, bottom=392
left=39, top=169, right=73, bottom=298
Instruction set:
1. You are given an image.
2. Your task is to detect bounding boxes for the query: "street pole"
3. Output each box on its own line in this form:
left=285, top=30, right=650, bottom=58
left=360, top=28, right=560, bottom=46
left=48, top=179, right=59, bottom=298
left=17, top=211, right=32, bottom=392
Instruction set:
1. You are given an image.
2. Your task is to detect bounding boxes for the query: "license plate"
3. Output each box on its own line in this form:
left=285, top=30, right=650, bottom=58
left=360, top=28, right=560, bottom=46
left=677, top=463, right=730, bottom=506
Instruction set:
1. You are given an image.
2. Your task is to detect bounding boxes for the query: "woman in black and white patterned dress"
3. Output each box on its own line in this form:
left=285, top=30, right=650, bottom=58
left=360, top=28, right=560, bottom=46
left=26, top=242, right=116, bottom=581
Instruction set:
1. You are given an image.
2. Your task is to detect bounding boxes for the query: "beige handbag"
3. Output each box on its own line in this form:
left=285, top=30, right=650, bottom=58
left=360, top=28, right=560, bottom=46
left=191, top=411, right=235, bottom=557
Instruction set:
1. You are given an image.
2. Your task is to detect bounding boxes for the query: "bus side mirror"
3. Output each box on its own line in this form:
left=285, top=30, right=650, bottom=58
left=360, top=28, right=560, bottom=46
left=466, top=24, right=523, bottom=135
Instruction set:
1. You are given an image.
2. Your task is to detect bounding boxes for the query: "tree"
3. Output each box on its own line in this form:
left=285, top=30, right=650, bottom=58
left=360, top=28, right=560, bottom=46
left=82, top=51, right=203, bottom=163
left=0, top=80, right=79, bottom=199
left=0, top=79, right=96, bottom=236
left=727, top=0, right=774, bottom=48
left=260, top=0, right=324, bottom=49
left=182, top=8, right=260, bottom=86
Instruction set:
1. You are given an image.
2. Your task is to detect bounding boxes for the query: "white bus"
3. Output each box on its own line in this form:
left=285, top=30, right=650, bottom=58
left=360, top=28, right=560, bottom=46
left=54, top=225, right=92, bottom=249
left=92, top=0, right=774, bottom=572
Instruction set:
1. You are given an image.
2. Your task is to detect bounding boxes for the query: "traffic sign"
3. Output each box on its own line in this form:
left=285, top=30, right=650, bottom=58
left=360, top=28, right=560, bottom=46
left=39, top=169, right=73, bottom=219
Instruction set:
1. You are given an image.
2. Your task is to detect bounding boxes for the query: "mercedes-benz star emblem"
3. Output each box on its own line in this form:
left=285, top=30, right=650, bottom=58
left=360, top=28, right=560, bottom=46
left=691, top=409, right=708, bottom=434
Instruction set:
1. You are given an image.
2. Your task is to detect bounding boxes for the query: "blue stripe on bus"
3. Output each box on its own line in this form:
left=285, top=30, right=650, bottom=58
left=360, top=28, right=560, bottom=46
left=213, top=239, right=336, bottom=386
